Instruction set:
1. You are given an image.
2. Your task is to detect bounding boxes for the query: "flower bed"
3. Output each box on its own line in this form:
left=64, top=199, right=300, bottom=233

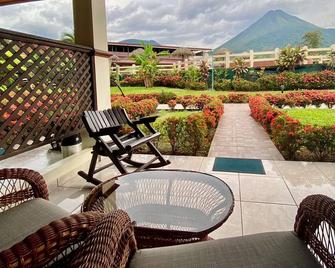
left=249, top=96, right=335, bottom=161
left=111, top=94, right=224, bottom=156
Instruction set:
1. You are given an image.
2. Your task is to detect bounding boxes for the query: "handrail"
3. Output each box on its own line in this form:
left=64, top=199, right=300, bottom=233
left=0, top=27, right=93, bottom=53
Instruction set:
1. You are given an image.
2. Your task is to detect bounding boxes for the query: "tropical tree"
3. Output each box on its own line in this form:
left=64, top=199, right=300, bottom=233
left=199, top=60, right=209, bottom=83
left=61, top=32, right=75, bottom=44
left=172, top=47, right=193, bottom=61
left=130, top=43, right=169, bottom=87
left=277, top=46, right=306, bottom=71
left=232, top=57, right=248, bottom=79
left=302, top=31, right=323, bottom=48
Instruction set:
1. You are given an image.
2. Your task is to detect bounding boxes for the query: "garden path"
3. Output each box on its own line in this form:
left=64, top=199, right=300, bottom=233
left=208, top=104, right=284, bottom=160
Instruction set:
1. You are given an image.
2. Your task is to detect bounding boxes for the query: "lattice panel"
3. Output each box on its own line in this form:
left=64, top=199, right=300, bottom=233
left=0, top=29, right=95, bottom=159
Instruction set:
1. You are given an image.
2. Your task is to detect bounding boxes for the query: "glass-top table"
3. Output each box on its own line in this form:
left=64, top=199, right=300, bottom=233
left=83, top=170, right=234, bottom=248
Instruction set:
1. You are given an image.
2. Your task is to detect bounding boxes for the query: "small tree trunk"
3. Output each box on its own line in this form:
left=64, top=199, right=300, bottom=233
left=144, top=76, right=153, bottom=88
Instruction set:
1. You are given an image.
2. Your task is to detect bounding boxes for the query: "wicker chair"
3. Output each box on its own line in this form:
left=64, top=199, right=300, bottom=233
left=74, top=194, right=334, bottom=268
left=0, top=168, right=136, bottom=268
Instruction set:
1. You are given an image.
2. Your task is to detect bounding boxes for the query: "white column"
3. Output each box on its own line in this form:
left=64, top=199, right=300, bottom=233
left=73, top=0, right=111, bottom=110
left=249, top=50, right=254, bottom=68
left=225, top=51, right=230, bottom=68
left=302, top=46, right=308, bottom=64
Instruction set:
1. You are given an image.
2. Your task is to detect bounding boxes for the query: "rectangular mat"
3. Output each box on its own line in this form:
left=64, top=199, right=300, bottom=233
left=213, top=157, right=266, bottom=175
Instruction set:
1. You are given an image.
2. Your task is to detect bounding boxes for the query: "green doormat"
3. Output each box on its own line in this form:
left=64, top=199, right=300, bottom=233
left=213, top=157, right=266, bottom=175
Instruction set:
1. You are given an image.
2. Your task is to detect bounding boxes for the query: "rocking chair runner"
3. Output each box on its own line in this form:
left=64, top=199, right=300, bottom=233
left=78, top=107, right=170, bottom=185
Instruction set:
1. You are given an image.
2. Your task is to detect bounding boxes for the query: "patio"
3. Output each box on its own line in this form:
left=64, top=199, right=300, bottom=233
left=1, top=145, right=334, bottom=240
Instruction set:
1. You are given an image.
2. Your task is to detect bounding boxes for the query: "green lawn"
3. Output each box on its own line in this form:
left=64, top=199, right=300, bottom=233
left=284, top=109, right=335, bottom=126
left=111, top=86, right=297, bottom=96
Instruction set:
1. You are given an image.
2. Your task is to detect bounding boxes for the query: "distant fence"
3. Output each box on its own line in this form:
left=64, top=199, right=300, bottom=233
left=111, top=44, right=335, bottom=76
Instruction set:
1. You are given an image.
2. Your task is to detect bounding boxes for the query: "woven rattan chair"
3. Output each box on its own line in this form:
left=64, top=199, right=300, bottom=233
left=75, top=194, right=334, bottom=268
left=0, top=168, right=136, bottom=268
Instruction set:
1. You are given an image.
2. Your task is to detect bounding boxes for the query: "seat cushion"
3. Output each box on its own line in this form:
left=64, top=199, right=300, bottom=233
left=0, top=198, right=69, bottom=251
left=129, top=231, right=320, bottom=268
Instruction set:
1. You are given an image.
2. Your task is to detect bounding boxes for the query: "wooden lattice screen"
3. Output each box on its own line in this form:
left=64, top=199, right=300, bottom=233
left=0, top=28, right=96, bottom=159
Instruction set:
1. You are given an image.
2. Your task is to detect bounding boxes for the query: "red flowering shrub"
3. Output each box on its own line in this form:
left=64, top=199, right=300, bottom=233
left=203, top=99, right=224, bottom=128
left=227, top=93, right=249, bottom=103
left=154, top=75, right=185, bottom=88
left=265, top=91, right=335, bottom=108
left=120, top=76, right=144, bottom=86
left=182, top=113, right=208, bottom=155
left=167, top=99, right=177, bottom=109
left=271, top=115, right=304, bottom=159
left=176, top=95, right=197, bottom=109
left=112, top=97, right=158, bottom=119
left=194, top=94, right=215, bottom=110
left=249, top=95, right=335, bottom=161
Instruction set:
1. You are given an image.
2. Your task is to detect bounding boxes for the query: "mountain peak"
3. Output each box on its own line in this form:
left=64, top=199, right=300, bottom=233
left=217, top=10, right=335, bottom=52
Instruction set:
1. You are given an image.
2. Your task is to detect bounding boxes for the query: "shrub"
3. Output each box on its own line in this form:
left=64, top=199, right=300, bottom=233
left=158, top=91, right=177, bottom=104
left=120, top=76, right=144, bottom=86
left=185, top=81, right=207, bottom=90
left=303, top=125, right=335, bottom=161
left=155, top=115, right=182, bottom=154
left=227, top=93, right=249, bottom=103
left=167, top=99, right=177, bottom=110
left=249, top=95, right=335, bottom=161
left=176, top=95, right=197, bottom=109
left=112, top=97, right=158, bottom=119
left=203, top=99, right=224, bottom=127
left=182, top=113, right=208, bottom=155
left=215, top=80, right=232, bottom=91
left=231, top=79, right=260, bottom=91
left=271, top=115, right=304, bottom=159
left=154, top=75, right=185, bottom=88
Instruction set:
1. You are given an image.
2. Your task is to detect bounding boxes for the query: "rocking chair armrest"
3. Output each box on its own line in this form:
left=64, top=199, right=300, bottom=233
left=0, top=169, right=49, bottom=209
left=0, top=211, right=105, bottom=268
left=294, top=194, right=335, bottom=266
left=97, top=125, right=122, bottom=136
left=139, top=115, right=159, bottom=123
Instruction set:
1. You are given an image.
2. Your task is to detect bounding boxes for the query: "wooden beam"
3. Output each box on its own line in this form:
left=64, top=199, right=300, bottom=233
left=0, top=0, right=40, bottom=6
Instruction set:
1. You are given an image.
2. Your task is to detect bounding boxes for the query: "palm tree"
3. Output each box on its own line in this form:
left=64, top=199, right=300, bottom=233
left=61, top=32, right=75, bottom=44
left=172, top=47, right=193, bottom=61
left=130, top=43, right=169, bottom=87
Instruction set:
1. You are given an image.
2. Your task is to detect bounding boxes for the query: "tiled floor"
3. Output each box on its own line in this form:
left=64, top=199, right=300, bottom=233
left=208, top=104, right=284, bottom=160
left=2, top=149, right=334, bottom=240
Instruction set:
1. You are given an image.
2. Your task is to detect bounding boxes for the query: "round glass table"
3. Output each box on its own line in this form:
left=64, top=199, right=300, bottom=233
left=83, top=169, right=234, bottom=248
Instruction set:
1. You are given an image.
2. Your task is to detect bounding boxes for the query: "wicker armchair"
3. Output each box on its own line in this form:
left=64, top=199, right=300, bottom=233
left=77, top=194, right=334, bottom=268
left=0, top=168, right=137, bottom=268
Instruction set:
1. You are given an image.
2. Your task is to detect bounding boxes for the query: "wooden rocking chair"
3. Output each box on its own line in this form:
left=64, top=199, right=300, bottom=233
left=78, top=108, right=170, bottom=185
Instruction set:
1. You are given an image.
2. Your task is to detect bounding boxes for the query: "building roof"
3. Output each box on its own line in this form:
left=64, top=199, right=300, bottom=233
left=0, top=0, right=39, bottom=6
left=109, top=41, right=211, bottom=51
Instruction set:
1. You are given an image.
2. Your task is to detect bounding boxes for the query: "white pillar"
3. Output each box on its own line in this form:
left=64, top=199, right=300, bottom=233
left=225, top=51, right=230, bottom=68
left=73, top=0, right=111, bottom=110
left=274, top=48, right=280, bottom=60
left=249, top=50, right=254, bottom=68
left=302, top=46, right=308, bottom=64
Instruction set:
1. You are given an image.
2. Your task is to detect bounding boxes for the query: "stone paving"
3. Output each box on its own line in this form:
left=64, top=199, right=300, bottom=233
left=208, top=103, right=284, bottom=160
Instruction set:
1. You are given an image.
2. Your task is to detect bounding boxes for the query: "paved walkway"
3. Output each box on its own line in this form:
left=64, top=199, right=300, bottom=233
left=208, top=104, right=284, bottom=160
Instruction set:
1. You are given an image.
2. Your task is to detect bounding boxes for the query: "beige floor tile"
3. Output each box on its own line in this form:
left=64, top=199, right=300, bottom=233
left=262, top=160, right=281, bottom=177
left=314, top=162, right=335, bottom=180
left=275, top=161, right=328, bottom=180
left=164, top=155, right=204, bottom=171
left=211, top=173, right=240, bottom=200
left=241, top=202, right=297, bottom=235
left=199, top=157, right=216, bottom=173
left=209, top=201, right=242, bottom=239
left=240, top=175, right=295, bottom=205
left=284, top=177, right=335, bottom=204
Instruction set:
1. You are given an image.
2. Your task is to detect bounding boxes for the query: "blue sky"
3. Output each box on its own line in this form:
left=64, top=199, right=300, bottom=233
left=0, top=0, right=334, bottom=48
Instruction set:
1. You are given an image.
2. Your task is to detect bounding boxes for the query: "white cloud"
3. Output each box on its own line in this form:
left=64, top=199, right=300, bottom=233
left=0, top=0, right=334, bottom=48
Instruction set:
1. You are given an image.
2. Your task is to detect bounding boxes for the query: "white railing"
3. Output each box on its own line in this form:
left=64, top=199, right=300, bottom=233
left=111, top=44, right=335, bottom=75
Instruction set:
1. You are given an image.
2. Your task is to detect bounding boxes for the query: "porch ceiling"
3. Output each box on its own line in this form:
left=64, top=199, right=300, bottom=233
left=0, top=0, right=40, bottom=6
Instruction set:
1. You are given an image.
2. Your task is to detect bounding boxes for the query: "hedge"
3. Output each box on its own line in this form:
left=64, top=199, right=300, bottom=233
left=249, top=96, right=335, bottom=161
left=118, top=70, right=335, bottom=91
